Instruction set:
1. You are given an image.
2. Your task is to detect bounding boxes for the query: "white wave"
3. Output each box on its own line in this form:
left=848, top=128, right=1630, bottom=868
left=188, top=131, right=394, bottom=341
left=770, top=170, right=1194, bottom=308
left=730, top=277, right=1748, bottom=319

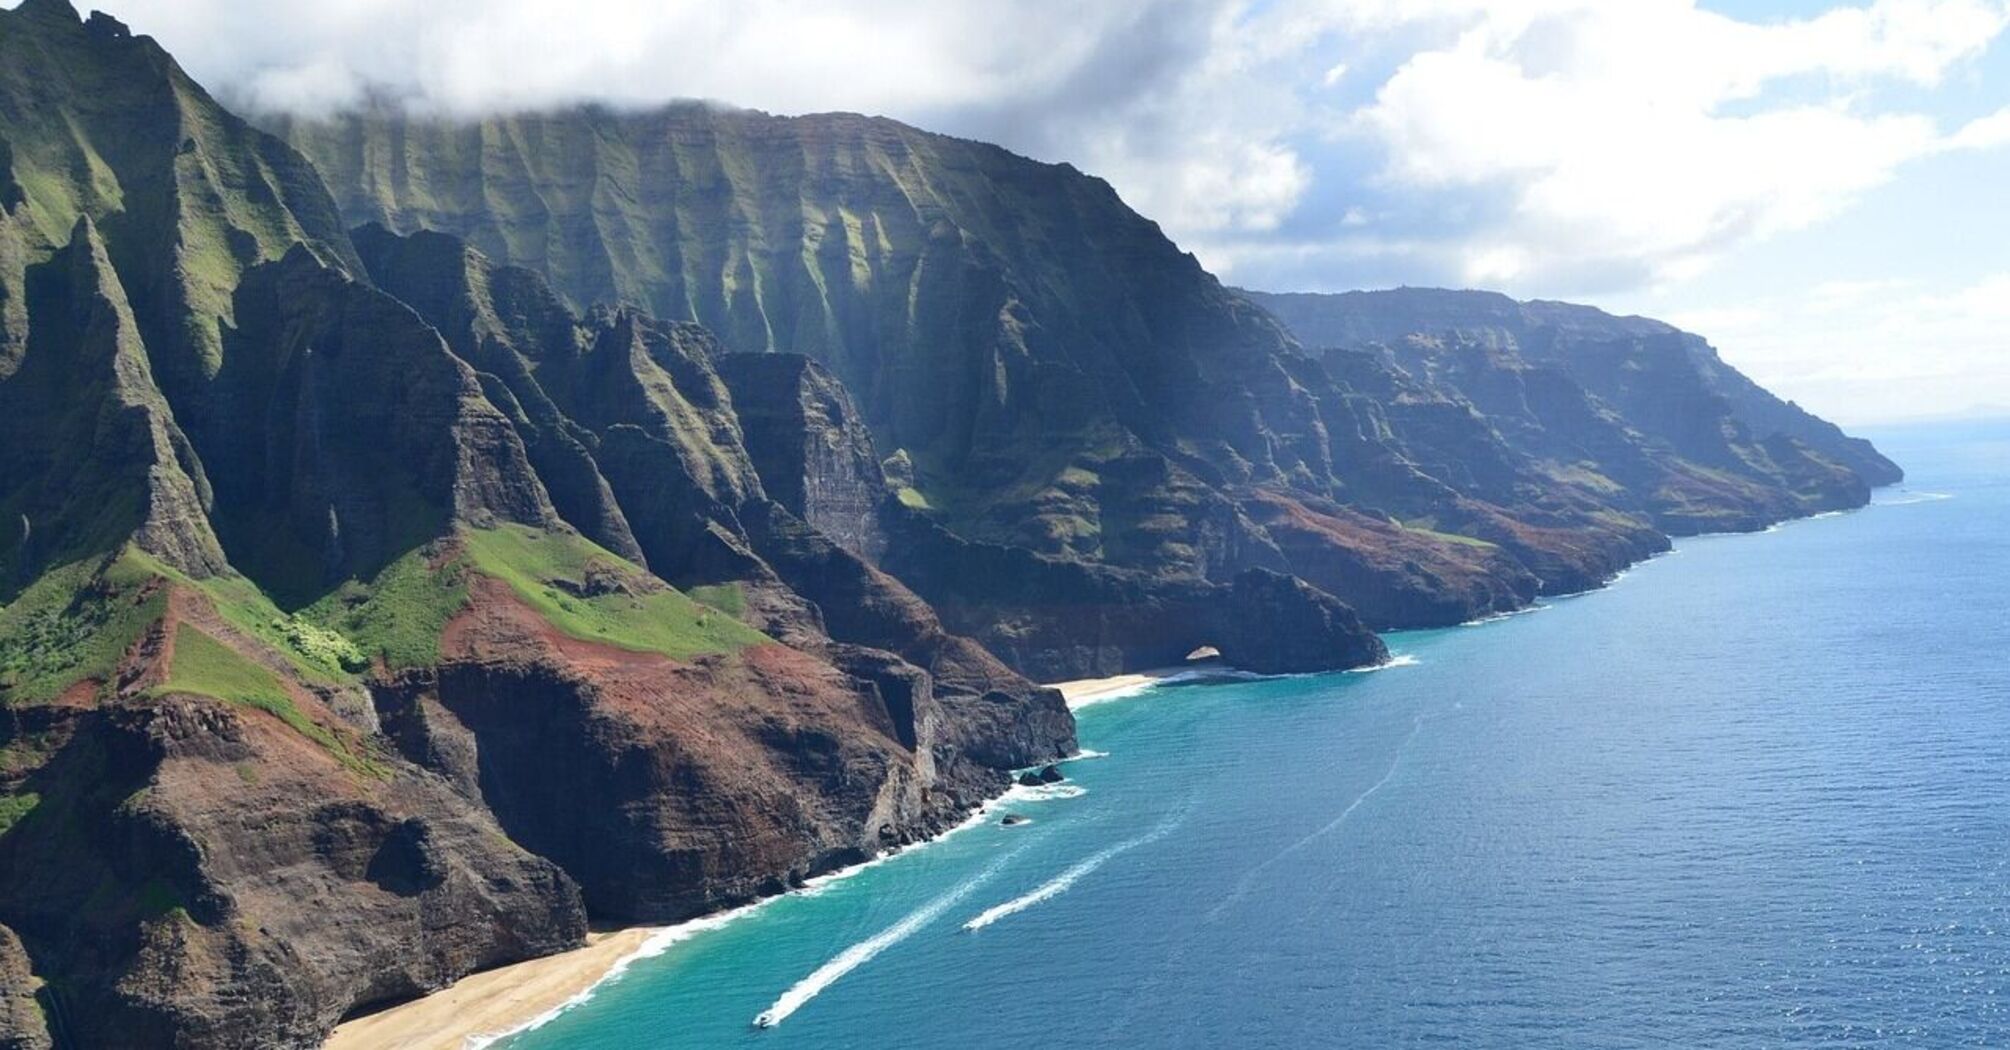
left=1459, top=602, right=1551, bottom=627
left=466, top=902, right=767, bottom=1049
left=1877, top=491, right=1954, bottom=506
left=753, top=857, right=1013, bottom=1028
left=1066, top=669, right=1254, bottom=710
left=1059, top=748, right=1110, bottom=763
left=998, top=782, right=1088, bottom=804
left=962, top=813, right=1185, bottom=932
left=1064, top=682, right=1158, bottom=710
left=1348, top=652, right=1418, bottom=673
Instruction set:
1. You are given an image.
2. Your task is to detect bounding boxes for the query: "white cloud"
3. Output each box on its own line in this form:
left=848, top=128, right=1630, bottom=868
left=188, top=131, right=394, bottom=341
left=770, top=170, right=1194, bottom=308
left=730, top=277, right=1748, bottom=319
left=1947, top=103, right=2010, bottom=148
left=100, top=0, right=2010, bottom=286
left=1661, top=272, right=2010, bottom=423
left=1335, top=0, right=2009, bottom=289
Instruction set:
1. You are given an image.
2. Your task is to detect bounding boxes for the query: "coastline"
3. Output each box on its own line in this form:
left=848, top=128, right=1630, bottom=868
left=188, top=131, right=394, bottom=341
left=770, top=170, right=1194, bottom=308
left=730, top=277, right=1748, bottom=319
left=310, top=498, right=1854, bottom=1049
left=317, top=667, right=1179, bottom=1050
left=325, top=927, right=662, bottom=1050
left=1050, top=667, right=1189, bottom=708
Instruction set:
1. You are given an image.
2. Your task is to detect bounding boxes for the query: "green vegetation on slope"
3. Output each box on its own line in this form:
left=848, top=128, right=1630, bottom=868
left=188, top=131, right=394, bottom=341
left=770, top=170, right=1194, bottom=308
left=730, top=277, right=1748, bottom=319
left=0, top=554, right=166, bottom=703
left=0, top=792, right=39, bottom=836
left=121, top=549, right=362, bottom=681
left=299, top=544, right=470, bottom=671
left=464, top=524, right=767, bottom=660
left=686, top=582, right=748, bottom=620
left=1398, top=520, right=1500, bottom=550
left=153, top=625, right=383, bottom=777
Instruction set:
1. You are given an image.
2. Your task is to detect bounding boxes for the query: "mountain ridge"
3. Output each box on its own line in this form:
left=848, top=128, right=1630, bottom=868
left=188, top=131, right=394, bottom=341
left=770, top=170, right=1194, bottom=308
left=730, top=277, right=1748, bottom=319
left=0, top=6, right=1900, bottom=1046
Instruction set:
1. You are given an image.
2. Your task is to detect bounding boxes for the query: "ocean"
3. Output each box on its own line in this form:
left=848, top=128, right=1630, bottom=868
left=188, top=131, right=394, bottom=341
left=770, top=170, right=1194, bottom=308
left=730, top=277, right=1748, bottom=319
left=499, top=419, right=2009, bottom=1049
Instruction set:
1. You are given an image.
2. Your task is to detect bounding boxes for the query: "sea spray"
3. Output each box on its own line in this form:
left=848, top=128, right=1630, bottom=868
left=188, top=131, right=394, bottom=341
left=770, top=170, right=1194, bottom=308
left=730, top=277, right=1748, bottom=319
left=1350, top=652, right=1421, bottom=671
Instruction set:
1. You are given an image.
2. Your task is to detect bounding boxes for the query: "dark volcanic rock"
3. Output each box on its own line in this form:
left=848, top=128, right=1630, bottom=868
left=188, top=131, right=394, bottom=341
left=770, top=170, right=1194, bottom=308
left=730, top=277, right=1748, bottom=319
left=0, top=924, right=51, bottom=1050
left=1246, top=287, right=1900, bottom=532
left=717, top=353, right=891, bottom=561
left=375, top=573, right=967, bottom=922
left=879, top=504, right=1387, bottom=680
left=0, top=695, right=585, bottom=1049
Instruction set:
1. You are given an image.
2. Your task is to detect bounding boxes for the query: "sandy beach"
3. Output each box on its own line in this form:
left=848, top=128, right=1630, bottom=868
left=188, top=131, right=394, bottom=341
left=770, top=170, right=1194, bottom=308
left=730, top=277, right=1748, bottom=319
left=324, top=927, right=661, bottom=1050
left=1049, top=667, right=1186, bottom=707
left=320, top=666, right=1174, bottom=1049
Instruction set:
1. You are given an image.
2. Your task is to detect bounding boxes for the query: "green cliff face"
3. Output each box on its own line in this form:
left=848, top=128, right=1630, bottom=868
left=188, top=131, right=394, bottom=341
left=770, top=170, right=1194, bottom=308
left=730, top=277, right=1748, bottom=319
left=0, top=3, right=1902, bottom=1045
left=271, top=102, right=1327, bottom=566
left=273, top=98, right=1882, bottom=630
left=0, top=9, right=1072, bottom=1046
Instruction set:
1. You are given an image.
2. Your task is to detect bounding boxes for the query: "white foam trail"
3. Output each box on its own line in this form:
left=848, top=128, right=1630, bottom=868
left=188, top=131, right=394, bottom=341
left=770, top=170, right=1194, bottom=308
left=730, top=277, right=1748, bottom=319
left=469, top=782, right=1041, bottom=1046
left=1207, top=715, right=1423, bottom=922
left=963, top=813, right=1185, bottom=932
left=1877, top=491, right=1954, bottom=506
left=1060, top=748, right=1110, bottom=763
left=753, top=857, right=1013, bottom=1029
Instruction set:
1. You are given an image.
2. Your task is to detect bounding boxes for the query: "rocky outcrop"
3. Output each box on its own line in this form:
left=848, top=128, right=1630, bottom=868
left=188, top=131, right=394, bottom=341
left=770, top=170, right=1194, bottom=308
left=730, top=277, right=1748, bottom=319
left=0, top=691, right=585, bottom=1049
left=878, top=506, right=1388, bottom=680
left=373, top=572, right=968, bottom=922
left=0, top=924, right=51, bottom=1050
left=737, top=501, right=1074, bottom=773
left=0, top=219, right=226, bottom=583
left=717, top=353, right=890, bottom=561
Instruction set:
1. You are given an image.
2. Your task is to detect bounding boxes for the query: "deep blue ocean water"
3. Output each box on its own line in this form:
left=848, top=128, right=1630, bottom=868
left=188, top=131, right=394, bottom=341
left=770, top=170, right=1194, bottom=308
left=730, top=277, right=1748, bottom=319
left=502, top=420, right=2009, bottom=1049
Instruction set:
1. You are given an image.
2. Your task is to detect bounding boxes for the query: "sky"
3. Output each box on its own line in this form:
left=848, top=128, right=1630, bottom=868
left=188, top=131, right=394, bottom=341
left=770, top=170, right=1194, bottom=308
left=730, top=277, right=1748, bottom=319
left=86, top=0, right=2010, bottom=425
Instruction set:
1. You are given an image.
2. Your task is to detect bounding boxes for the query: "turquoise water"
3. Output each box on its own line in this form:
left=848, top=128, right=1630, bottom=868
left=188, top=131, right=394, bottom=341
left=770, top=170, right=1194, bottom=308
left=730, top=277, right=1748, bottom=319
left=504, top=420, right=2010, bottom=1049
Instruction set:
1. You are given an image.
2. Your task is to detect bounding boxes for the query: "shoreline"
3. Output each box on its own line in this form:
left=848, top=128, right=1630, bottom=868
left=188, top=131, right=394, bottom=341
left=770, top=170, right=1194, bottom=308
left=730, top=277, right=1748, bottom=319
left=1050, top=666, right=1190, bottom=708
left=315, top=496, right=1890, bottom=1049
left=317, top=624, right=1639, bottom=1047
left=316, top=666, right=1170, bottom=1050
left=325, top=927, right=662, bottom=1050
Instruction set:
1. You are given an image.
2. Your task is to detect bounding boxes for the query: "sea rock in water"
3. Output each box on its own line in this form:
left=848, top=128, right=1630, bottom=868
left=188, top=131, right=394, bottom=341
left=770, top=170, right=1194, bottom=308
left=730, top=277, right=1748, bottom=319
left=1000, top=814, right=1028, bottom=827
left=1037, top=765, right=1065, bottom=784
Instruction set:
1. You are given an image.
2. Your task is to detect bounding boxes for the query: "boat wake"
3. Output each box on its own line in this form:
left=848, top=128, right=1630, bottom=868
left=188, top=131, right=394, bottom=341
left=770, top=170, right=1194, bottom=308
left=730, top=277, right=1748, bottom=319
left=752, top=855, right=1017, bottom=1029
left=1207, top=714, right=1425, bottom=922
left=962, top=812, right=1186, bottom=932
left=1878, top=490, right=1954, bottom=506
